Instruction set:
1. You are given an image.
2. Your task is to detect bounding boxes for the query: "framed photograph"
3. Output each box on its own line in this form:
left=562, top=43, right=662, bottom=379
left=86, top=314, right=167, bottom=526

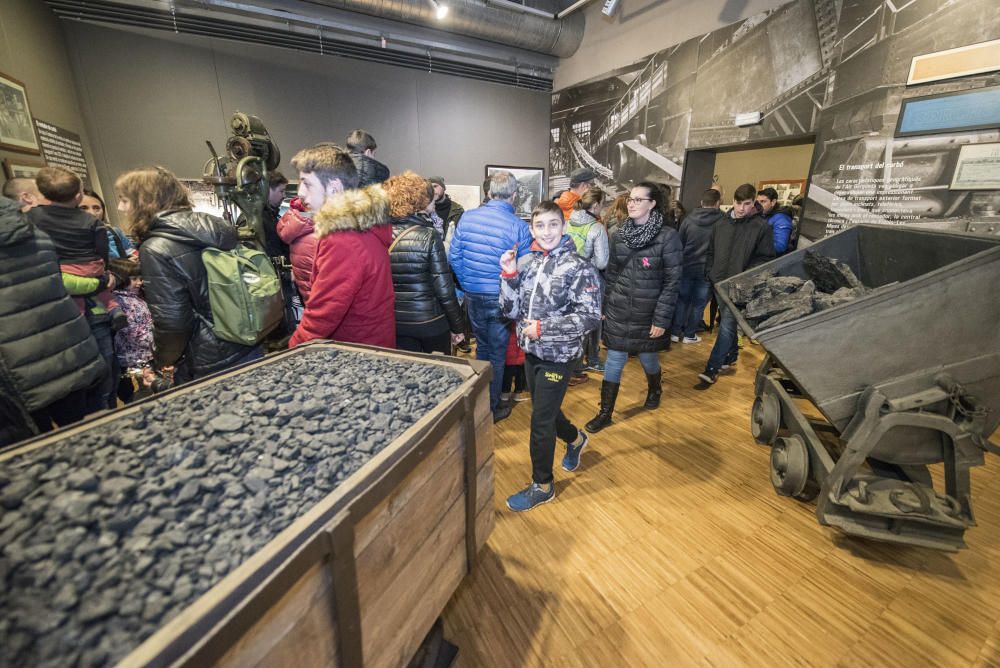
left=907, top=39, right=1000, bottom=86
left=485, top=165, right=545, bottom=220
left=0, top=71, right=41, bottom=154
left=3, top=158, right=45, bottom=180
left=757, top=179, right=807, bottom=207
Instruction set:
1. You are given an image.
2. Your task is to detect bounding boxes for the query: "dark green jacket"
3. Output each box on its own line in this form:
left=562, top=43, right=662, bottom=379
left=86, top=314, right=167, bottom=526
left=0, top=197, right=106, bottom=413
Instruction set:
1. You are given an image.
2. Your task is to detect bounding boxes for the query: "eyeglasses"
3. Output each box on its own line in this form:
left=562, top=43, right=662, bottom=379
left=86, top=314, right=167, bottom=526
left=627, top=197, right=652, bottom=205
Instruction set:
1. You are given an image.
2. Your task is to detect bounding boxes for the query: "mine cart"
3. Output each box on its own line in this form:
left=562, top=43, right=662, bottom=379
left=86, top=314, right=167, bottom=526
left=716, top=225, right=1000, bottom=551
left=0, top=342, right=494, bottom=667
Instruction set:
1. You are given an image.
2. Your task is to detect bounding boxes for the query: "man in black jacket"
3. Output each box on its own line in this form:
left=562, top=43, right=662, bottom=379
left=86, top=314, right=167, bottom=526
left=697, top=183, right=774, bottom=386
left=429, top=176, right=464, bottom=231
left=346, top=129, right=390, bottom=187
left=0, top=196, right=107, bottom=445
left=671, top=188, right=724, bottom=343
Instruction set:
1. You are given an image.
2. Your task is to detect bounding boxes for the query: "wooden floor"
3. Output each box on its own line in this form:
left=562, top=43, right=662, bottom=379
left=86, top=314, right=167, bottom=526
left=441, top=334, right=1000, bottom=667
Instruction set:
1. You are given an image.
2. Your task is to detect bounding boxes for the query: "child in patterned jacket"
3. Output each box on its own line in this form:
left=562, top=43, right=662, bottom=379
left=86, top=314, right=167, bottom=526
left=109, top=259, right=156, bottom=403
left=499, top=200, right=603, bottom=512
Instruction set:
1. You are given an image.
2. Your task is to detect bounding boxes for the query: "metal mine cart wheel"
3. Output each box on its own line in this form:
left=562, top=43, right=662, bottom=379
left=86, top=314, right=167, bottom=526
left=716, top=225, right=1000, bottom=552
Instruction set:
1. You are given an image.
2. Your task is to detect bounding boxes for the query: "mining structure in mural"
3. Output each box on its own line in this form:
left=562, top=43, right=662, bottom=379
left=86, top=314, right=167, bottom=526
left=550, top=0, right=1000, bottom=239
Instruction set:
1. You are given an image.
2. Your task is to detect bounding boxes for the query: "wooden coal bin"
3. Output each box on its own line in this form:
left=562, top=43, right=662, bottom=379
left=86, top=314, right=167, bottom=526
left=3, top=342, right=495, bottom=667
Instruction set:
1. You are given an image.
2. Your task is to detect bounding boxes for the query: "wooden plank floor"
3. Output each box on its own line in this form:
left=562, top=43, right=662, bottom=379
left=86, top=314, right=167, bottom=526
left=442, top=334, right=1000, bottom=667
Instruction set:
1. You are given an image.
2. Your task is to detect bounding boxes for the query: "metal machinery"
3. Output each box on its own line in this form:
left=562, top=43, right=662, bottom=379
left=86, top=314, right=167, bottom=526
left=716, top=225, right=1000, bottom=551
left=202, top=112, right=281, bottom=250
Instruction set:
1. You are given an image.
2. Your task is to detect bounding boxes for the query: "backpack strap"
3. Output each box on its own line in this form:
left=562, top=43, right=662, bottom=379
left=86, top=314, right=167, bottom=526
left=388, top=225, right=422, bottom=253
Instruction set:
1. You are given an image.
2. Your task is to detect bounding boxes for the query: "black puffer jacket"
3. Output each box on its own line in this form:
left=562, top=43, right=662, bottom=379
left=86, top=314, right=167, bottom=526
left=351, top=153, right=390, bottom=188
left=141, top=210, right=257, bottom=379
left=602, top=222, right=683, bottom=353
left=0, top=197, right=106, bottom=413
left=389, top=215, right=463, bottom=335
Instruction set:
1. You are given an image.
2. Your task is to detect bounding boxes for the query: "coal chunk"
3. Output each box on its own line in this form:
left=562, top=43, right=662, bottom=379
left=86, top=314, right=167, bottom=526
left=206, top=413, right=244, bottom=433
left=803, top=250, right=863, bottom=293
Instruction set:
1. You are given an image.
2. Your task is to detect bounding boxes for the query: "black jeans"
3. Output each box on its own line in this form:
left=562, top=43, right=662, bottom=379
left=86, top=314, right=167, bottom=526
left=29, top=387, right=92, bottom=434
left=525, top=353, right=580, bottom=485
left=502, top=364, right=526, bottom=394
left=397, top=330, right=451, bottom=355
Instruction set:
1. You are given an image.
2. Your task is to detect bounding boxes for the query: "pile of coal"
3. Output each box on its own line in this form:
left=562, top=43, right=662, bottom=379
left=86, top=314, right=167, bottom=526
left=0, top=348, right=464, bottom=667
left=728, top=251, right=869, bottom=329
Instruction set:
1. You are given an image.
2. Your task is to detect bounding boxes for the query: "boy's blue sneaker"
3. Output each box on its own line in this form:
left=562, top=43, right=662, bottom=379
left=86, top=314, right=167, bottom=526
left=506, top=482, right=555, bottom=512
left=561, top=430, right=589, bottom=472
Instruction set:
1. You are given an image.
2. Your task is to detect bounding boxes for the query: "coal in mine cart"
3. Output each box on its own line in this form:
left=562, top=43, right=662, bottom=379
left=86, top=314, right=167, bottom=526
left=716, top=224, right=1000, bottom=551
left=0, top=341, right=494, bottom=666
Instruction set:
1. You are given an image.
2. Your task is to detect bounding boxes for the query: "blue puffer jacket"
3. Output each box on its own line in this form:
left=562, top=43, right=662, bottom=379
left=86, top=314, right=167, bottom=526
left=448, top=200, right=532, bottom=295
left=764, top=207, right=794, bottom=255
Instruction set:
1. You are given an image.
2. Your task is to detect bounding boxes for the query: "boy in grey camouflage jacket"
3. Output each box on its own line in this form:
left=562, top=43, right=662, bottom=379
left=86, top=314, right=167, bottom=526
left=499, top=201, right=603, bottom=512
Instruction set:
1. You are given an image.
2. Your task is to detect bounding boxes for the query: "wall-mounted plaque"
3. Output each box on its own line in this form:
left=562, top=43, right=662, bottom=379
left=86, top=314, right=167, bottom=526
left=908, top=39, right=1000, bottom=86
left=34, top=119, right=90, bottom=187
left=950, top=143, right=1000, bottom=190
left=895, top=85, right=1000, bottom=137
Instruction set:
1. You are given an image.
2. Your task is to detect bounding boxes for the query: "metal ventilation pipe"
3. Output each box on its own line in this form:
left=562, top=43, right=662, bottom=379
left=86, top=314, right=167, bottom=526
left=311, top=0, right=585, bottom=58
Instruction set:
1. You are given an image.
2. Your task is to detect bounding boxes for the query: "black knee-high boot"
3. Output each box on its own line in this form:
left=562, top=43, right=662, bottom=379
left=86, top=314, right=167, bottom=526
left=585, top=381, right=620, bottom=433
left=644, top=371, right=662, bottom=409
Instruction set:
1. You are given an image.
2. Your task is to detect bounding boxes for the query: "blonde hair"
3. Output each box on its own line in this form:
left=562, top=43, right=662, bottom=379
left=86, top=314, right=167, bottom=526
left=383, top=171, right=432, bottom=219
left=114, top=167, right=191, bottom=241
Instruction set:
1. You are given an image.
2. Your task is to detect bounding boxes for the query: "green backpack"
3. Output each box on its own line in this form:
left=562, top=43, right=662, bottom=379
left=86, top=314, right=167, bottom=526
left=201, top=246, right=284, bottom=345
left=567, top=220, right=594, bottom=256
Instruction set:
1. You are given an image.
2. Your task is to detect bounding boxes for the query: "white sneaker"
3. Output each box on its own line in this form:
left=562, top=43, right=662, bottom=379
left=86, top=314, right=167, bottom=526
left=682, top=336, right=701, bottom=344
left=670, top=335, right=680, bottom=343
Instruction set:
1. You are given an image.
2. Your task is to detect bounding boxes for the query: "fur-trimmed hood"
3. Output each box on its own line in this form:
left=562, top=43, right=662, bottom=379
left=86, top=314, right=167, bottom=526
left=314, top=185, right=390, bottom=238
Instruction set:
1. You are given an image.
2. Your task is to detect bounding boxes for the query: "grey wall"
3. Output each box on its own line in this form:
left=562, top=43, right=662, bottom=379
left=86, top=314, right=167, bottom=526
left=62, top=21, right=551, bottom=203
left=0, top=0, right=103, bottom=194
left=553, top=0, right=790, bottom=91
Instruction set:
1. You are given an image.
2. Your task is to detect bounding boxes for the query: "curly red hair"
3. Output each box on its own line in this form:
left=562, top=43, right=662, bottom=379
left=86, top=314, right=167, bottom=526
left=383, top=171, right=432, bottom=219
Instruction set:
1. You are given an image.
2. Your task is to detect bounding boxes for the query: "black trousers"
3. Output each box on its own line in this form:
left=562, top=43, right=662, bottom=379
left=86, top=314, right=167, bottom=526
left=397, top=329, right=451, bottom=355
left=502, top=364, right=526, bottom=393
left=525, top=353, right=579, bottom=485
left=29, top=387, right=92, bottom=434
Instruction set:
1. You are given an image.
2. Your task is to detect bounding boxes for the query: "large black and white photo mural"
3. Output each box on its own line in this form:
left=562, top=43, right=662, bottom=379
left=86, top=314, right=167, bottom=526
left=550, top=0, right=1000, bottom=239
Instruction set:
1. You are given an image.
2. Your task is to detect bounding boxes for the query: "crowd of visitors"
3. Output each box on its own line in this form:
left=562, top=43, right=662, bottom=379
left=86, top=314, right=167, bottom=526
left=1, top=127, right=799, bottom=509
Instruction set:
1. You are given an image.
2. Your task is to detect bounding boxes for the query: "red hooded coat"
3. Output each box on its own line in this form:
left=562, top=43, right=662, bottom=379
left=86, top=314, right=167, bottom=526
left=288, top=186, right=396, bottom=349
left=276, top=201, right=317, bottom=303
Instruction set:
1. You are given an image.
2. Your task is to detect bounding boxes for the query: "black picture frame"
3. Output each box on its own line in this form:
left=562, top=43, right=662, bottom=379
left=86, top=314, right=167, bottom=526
left=0, top=71, right=41, bottom=154
left=894, top=85, right=1000, bottom=138
left=485, top=165, right=545, bottom=220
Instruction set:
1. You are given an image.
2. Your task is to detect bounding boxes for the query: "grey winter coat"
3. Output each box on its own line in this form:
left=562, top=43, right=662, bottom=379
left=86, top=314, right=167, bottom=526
left=567, top=209, right=610, bottom=270
left=0, top=196, right=106, bottom=412
left=500, top=237, right=602, bottom=363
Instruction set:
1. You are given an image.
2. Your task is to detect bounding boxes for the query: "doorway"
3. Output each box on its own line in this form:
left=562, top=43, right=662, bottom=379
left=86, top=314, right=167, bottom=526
left=681, top=137, right=816, bottom=213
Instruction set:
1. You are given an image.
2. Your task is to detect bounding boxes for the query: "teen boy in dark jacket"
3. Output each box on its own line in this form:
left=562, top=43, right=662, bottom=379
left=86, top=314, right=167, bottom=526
left=698, top=183, right=774, bottom=386
left=671, top=188, right=725, bottom=342
left=499, top=201, right=602, bottom=512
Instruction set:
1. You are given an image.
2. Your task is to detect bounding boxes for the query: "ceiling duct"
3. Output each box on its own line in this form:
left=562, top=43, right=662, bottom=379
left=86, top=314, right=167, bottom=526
left=46, top=0, right=557, bottom=91
left=305, top=0, right=584, bottom=58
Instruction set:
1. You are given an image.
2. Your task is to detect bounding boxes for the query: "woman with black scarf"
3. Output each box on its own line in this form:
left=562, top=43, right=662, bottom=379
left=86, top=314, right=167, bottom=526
left=585, top=182, right=683, bottom=433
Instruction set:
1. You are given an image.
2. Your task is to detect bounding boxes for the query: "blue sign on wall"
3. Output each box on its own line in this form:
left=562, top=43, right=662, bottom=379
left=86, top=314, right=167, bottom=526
left=896, top=86, right=1000, bottom=137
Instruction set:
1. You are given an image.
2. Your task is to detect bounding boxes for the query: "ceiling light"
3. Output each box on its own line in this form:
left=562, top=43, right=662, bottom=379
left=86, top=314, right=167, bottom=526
left=429, top=0, right=449, bottom=19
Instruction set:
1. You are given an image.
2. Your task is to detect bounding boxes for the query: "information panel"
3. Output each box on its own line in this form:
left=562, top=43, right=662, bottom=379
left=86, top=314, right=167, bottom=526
left=34, top=119, right=90, bottom=186
left=895, top=86, right=1000, bottom=137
